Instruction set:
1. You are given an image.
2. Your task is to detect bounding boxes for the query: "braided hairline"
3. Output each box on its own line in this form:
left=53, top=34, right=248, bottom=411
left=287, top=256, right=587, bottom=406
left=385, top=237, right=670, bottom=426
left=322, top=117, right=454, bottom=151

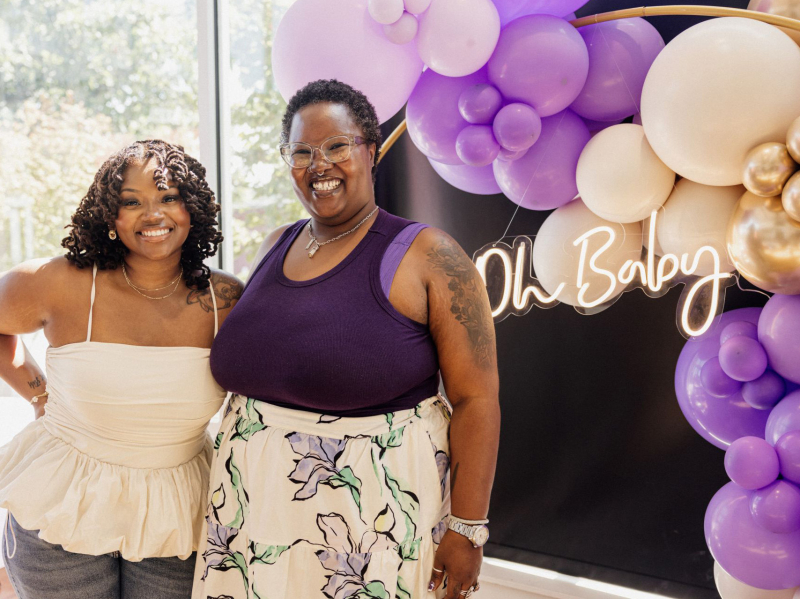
left=62, top=140, right=222, bottom=290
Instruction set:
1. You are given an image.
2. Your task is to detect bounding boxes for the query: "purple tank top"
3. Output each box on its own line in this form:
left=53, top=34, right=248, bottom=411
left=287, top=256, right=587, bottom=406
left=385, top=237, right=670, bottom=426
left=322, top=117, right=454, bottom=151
left=210, top=210, right=440, bottom=417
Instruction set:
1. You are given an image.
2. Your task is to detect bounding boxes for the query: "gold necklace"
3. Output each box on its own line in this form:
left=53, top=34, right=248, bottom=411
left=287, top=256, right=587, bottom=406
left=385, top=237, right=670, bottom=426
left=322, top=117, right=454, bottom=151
left=122, top=263, right=183, bottom=300
left=306, top=206, right=379, bottom=258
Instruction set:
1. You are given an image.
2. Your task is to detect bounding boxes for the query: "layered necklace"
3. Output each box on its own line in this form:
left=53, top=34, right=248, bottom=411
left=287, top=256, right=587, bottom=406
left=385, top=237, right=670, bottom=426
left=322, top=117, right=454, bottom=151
left=305, top=206, right=379, bottom=258
left=122, top=263, right=183, bottom=300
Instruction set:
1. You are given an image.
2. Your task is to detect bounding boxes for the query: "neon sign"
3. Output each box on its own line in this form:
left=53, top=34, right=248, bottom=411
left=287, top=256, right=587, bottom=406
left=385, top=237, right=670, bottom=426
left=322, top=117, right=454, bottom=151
left=473, top=210, right=734, bottom=338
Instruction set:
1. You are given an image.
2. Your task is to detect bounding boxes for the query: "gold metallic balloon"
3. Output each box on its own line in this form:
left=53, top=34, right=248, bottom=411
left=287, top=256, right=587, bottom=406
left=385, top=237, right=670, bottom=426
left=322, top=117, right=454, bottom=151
left=742, top=142, right=798, bottom=197
left=787, top=115, right=800, bottom=164
left=728, top=191, right=800, bottom=293
left=748, top=0, right=800, bottom=44
left=783, top=170, right=800, bottom=221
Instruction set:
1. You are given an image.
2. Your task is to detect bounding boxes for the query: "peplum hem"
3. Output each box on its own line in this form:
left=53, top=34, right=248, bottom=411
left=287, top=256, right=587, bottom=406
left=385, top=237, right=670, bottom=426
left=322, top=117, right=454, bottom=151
left=0, top=419, right=211, bottom=562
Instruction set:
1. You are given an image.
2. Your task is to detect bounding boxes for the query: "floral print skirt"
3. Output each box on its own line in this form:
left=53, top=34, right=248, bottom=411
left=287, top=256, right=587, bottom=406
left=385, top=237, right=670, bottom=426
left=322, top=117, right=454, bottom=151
left=192, top=394, right=452, bottom=599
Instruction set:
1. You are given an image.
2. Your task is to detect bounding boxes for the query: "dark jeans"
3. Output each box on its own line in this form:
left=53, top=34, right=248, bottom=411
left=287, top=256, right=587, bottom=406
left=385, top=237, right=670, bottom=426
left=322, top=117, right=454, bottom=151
left=3, top=513, right=195, bottom=599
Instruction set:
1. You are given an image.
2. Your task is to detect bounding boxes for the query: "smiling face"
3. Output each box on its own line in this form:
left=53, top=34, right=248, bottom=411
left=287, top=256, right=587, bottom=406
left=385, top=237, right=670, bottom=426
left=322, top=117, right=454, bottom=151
left=287, top=102, right=376, bottom=225
left=114, top=159, right=192, bottom=262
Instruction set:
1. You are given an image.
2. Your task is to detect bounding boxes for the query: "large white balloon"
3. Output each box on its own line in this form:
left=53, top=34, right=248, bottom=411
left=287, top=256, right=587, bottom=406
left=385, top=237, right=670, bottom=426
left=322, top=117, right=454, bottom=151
left=532, top=199, right=642, bottom=307
left=576, top=124, right=675, bottom=223
left=416, top=0, right=500, bottom=77
left=657, top=179, right=744, bottom=275
left=641, top=17, right=800, bottom=186
left=714, top=561, right=799, bottom=599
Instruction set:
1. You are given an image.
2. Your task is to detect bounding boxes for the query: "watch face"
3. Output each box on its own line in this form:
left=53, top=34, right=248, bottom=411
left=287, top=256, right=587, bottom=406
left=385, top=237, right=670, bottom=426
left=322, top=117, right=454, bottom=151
left=472, top=526, right=489, bottom=547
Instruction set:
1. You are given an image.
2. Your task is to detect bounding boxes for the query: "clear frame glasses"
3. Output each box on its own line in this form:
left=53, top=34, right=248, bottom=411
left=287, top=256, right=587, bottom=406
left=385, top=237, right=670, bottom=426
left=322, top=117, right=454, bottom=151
left=279, top=135, right=370, bottom=169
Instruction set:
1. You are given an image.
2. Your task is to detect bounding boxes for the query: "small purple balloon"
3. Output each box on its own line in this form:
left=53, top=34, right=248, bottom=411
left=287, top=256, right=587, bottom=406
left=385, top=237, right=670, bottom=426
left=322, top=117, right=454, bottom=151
left=777, top=431, right=800, bottom=484
left=719, top=336, right=769, bottom=382
left=428, top=158, right=502, bottom=195
left=675, top=308, right=769, bottom=449
left=492, top=103, right=542, bottom=152
left=721, top=320, right=759, bottom=345
left=701, top=357, right=743, bottom=398
left=751, top=480, right=800, bottom=534
left=493, top=109, right=590, bottom=210
left=458, top=84, right=503, bottom=125
left=743, top=370, right=786, bottom=410
left=705, top=482, right=800, bottom=590
left=488, top=15, right=589, bottom=117
left=759, top=294, right=800, bottom=384
left=456, top=125, right=500, bottom=167
left=767, top=391, right=800, bottom=445
left=569, top=18, right=664, bottom=122
left=725, top=436, right=779, bottom=490
left=492, top=0, right=587, bottom=27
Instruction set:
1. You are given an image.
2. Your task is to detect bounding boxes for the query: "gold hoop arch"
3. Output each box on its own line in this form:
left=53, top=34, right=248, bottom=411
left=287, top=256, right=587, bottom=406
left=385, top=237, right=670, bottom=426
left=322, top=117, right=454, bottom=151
left=376, top=4, right=800, bottom=163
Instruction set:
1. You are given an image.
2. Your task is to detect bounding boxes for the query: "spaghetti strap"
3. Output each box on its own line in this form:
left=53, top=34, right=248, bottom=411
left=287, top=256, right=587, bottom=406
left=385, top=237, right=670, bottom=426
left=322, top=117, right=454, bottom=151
left=86, top=264, right=98, bottom=342
left=210, top=281, right=219, bottom=337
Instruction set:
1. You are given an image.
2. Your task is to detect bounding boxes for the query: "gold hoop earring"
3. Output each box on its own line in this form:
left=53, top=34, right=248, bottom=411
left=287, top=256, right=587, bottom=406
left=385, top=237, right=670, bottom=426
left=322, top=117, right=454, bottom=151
left=109, top=230, right=117, bottom=240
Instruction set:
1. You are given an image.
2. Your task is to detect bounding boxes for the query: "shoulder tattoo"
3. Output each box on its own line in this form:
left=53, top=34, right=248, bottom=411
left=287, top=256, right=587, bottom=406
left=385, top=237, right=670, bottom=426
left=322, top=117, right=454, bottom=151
left=426, top=238, right=495, bottom=368
left=187, top=275, right=244, bottom=313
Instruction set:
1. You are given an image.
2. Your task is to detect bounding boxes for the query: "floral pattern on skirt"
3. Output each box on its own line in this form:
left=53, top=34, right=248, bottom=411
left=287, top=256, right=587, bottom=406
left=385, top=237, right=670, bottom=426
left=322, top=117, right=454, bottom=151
left=192, top=395, right=452, bottom=599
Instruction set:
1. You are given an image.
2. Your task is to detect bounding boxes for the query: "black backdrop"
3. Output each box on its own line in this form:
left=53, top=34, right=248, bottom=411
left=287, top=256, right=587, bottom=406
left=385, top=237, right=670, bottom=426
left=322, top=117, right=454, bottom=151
left=374, top=1, right=765, bottom=596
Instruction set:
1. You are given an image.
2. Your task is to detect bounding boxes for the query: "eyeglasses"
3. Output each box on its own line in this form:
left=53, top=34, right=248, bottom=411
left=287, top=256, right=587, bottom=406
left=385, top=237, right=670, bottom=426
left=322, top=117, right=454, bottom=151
left=279, top=135, right=370, bottom=169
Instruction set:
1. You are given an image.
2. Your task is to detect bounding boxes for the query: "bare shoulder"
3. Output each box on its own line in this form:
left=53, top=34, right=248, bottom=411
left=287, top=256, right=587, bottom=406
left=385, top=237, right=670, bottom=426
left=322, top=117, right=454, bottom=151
left=0, top=256, right=87, bottom=295
left=249, top=223, right=295, bottom=276
left=187, top=269, right=245, bottom=314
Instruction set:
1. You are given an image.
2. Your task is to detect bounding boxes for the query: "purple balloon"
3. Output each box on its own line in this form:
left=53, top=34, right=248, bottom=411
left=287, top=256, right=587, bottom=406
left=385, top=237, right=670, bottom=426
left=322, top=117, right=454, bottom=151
left=458, top=84, right=503, bottom=125
left=675, top=308, right=769, bottom=449
left=766, top=391, right=800, bottom=445
left=719, top=336, right=768, bottom=382
left=725, top=436, right=780, bottom=490
left=496, top=147, right=527, bottom=162
left=456, top=125, right=500, bottom=167
left=701, top=357, right=743, bottom=398
left=493, top=109, right=589, bottom=210
left=705, top=482, right=800, bottom=590
left=407, top=68, right=490, bottom=165
left=488, top=15, right=589, bottom=117
left=751, top=480, right=800, bottom=534
left=493, top=0, right=587, bottom=27
left=721, top=320, right=759, bottom=345
left=428, top=158, right=502, bottom=195
left=777, top=431, right=800, bottom=484
left=492, top=103, right=542, bottom=152
left=759, top=294, right=800, bottom=384
left=743, top=370, right=786, bottom=410
left=569, top=18, right=664, bottom=122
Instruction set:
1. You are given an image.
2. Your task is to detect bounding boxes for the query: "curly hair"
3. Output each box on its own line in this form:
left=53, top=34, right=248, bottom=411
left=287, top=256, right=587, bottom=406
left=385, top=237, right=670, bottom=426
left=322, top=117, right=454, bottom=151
left=62, top=140, right=222, bottom=290
left=281, top=79, right=383, bottom=180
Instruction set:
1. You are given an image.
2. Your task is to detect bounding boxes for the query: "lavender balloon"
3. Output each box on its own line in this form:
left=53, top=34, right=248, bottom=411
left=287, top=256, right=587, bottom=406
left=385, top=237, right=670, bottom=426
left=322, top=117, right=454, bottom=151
left=493, top=109, right=589, bottom=210
left=724, top=436, right=780, bottom=490
left=458, top=84, right=503, bottom=125
left=719, top=335, right=768, bottom=382
left=383, top=13, right=418, bottom=45
left=488, top=15, right=589, bottom=117
left=496, top=147, right=526, bottom=162
left=743, top=370, right=786, bottom=410
left=492, top=0, right=587, bottom=27
left=492, top=103, right=542, bottom=152
left=705, top=482, right=800, bottom=590
left=759, top=294, right=800, bottom=384
left=403, top=0, right=430, bottom=13
left=721, top=320, right=759, bottom=344
left=751, top=480, right=800, bottom=534
left=701, top=357, right=742, bottom=398
left=766, top=391, right=800, bottom=445
left=777, top=431, right=800, bottom=484
left=428, top=158, right=502, bottom=195
left=407, top=68, right=490, bottom=165
left=368, top=0, right=404, bottom=24
left=569, top=18, right=664, bottom=122
left=456, top=125, right=500, bottom=167
left=675, top=308, right=769, bottom=449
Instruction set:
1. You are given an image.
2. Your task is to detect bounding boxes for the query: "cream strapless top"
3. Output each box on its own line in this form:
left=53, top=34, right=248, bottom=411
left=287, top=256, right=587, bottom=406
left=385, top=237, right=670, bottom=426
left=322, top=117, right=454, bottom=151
left=0, top=265, right=226, bottom=561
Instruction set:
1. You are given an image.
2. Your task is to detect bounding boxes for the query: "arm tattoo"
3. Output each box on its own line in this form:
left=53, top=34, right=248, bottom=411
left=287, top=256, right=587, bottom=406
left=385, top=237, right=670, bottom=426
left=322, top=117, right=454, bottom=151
left=187, top=276, right=244, bottom=313
left=427, top=240, right=494, bottom=367
left=27, top=375, right=43, bottom=390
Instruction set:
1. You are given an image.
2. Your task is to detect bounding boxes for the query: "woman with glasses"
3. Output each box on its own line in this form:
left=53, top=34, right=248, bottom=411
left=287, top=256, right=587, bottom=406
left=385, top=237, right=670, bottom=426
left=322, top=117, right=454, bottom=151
left=0, top=140, right=243, bottom=599
left=193, top=80, right=500, bottom=599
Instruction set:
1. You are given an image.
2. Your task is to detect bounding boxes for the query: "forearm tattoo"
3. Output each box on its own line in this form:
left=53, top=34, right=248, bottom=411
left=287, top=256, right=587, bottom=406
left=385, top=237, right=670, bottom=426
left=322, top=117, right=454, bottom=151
left=187, top=276, right=244, bottom=313
left=27, top=375, right=43, bottom=390
left=427, top=240, right=494, bottom=367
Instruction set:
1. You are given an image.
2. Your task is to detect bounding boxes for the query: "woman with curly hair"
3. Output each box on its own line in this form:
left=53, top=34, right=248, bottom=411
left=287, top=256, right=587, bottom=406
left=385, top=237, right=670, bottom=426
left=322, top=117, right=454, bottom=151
left=0, top=139, right=243, bottom=599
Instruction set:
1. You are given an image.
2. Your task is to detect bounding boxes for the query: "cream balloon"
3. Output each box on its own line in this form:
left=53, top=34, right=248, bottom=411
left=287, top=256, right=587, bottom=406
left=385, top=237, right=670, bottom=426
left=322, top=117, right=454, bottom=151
left=641, top=17, right=800, bottom=186
left=783, top=170, right=800, bottom=221
left=787, top=115, right=800, bottom=164
left=728, top=191, right=800, bottom=294
left=748, top=0, right=800, bottom=45
left=532, top=199, right=642, bottom=307
left=657, top=179, right=743, bottom=275
left=576, top=124, right=675, bottom=223
left=742, top=142, right=798, bottom=197
left=714, top=561, right=799, bottom=599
